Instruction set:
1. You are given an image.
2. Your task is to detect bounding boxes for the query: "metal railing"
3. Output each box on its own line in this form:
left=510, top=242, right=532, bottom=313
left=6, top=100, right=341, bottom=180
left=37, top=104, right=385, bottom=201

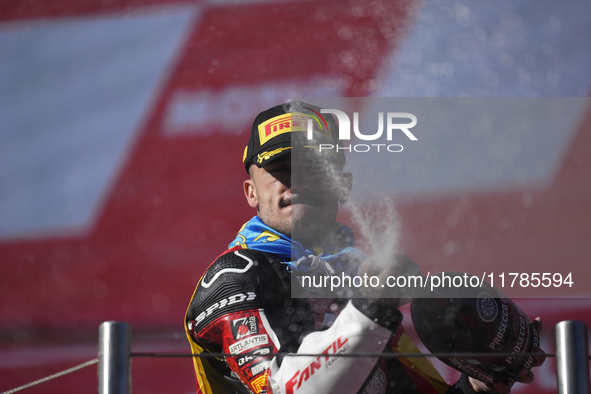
left=1, top=320, right=589, bottom=394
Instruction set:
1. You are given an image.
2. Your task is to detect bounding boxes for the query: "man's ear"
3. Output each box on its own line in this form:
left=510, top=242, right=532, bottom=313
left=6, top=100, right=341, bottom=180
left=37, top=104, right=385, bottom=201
left=337, top=172, right=353, bottom=204
left=244, top=179, right=259, bottom=208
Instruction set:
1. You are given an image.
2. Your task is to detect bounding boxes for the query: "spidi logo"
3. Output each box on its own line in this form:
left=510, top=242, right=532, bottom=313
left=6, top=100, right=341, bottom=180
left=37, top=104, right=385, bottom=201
left=306, top=109, right=418, bottom=153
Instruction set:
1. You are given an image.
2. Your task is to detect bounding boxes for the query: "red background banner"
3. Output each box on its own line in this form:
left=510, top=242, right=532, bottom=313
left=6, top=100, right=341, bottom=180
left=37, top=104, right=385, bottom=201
left=1, top=1, right=590, bottom=392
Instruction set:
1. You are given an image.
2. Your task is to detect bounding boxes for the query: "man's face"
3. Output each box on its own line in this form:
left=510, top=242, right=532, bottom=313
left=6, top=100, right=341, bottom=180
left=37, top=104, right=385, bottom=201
left=244, top=152, right=351, bottom=244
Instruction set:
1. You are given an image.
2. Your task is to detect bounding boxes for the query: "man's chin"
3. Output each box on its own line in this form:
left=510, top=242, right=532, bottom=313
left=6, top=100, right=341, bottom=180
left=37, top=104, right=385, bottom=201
left=290, top=206, right=333, bottom=242
left=291, top=202, right=318, bottom=214
left=291, top=204, right=323, bottom=225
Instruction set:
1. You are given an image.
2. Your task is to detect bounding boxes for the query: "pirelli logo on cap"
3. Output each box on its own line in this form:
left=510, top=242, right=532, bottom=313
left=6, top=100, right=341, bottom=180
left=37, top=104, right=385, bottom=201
left=257, top=112, right=329, bottom=146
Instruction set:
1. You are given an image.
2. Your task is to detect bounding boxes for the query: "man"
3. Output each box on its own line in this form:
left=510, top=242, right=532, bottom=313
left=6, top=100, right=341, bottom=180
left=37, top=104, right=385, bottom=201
left=185, top=101, right=543, bottom=394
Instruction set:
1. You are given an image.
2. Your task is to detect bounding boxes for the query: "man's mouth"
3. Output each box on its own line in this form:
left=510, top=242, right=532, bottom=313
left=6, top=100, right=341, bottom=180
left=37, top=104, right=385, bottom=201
left=282, top=196, right=322, bottom=207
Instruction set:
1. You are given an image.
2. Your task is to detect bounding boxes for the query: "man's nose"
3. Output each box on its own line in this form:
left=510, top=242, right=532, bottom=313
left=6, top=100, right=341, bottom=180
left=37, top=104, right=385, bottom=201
left=291, top=170, right=316, bottom=193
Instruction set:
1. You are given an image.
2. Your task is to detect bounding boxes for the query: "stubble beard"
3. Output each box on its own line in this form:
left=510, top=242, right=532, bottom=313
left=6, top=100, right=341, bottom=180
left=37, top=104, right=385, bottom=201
left=258, top=205, right=332, bottom=244
left=290, top=204, right=338, bottom=245
left=257, top=202, right=291, bottom=238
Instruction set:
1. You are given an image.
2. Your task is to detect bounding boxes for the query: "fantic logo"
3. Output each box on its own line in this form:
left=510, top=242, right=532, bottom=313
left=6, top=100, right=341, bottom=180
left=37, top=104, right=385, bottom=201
left=285, top=335, right=349, bottom=394
left=307, top=109, right=418, bottom=153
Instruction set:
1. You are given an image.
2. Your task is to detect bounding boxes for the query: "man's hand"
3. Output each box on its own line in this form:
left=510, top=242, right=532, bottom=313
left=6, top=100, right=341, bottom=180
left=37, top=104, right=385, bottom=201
left=357, top=252, right=422, bottom=306
left=468, top=317, right=546, bottom=393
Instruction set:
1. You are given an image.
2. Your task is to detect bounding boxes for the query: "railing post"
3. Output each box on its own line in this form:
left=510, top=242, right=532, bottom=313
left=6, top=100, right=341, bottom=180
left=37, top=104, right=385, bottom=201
left=556, top=320, right=590, bottom=394
left=99, top=321, right=131, bottom=394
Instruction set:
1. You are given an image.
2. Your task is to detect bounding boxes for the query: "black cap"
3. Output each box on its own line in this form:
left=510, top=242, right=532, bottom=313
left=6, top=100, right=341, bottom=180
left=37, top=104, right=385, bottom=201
left=243, top=101, right=344, bottom=173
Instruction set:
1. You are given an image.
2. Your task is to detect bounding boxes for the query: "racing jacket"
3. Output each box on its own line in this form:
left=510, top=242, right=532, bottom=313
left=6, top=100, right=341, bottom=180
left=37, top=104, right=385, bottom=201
left=184, top=246, right=468, bottom=394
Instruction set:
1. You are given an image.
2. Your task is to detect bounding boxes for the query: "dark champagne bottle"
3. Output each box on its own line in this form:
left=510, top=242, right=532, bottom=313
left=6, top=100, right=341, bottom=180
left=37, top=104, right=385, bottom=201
left=411, top=272, right=539, bottom=383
